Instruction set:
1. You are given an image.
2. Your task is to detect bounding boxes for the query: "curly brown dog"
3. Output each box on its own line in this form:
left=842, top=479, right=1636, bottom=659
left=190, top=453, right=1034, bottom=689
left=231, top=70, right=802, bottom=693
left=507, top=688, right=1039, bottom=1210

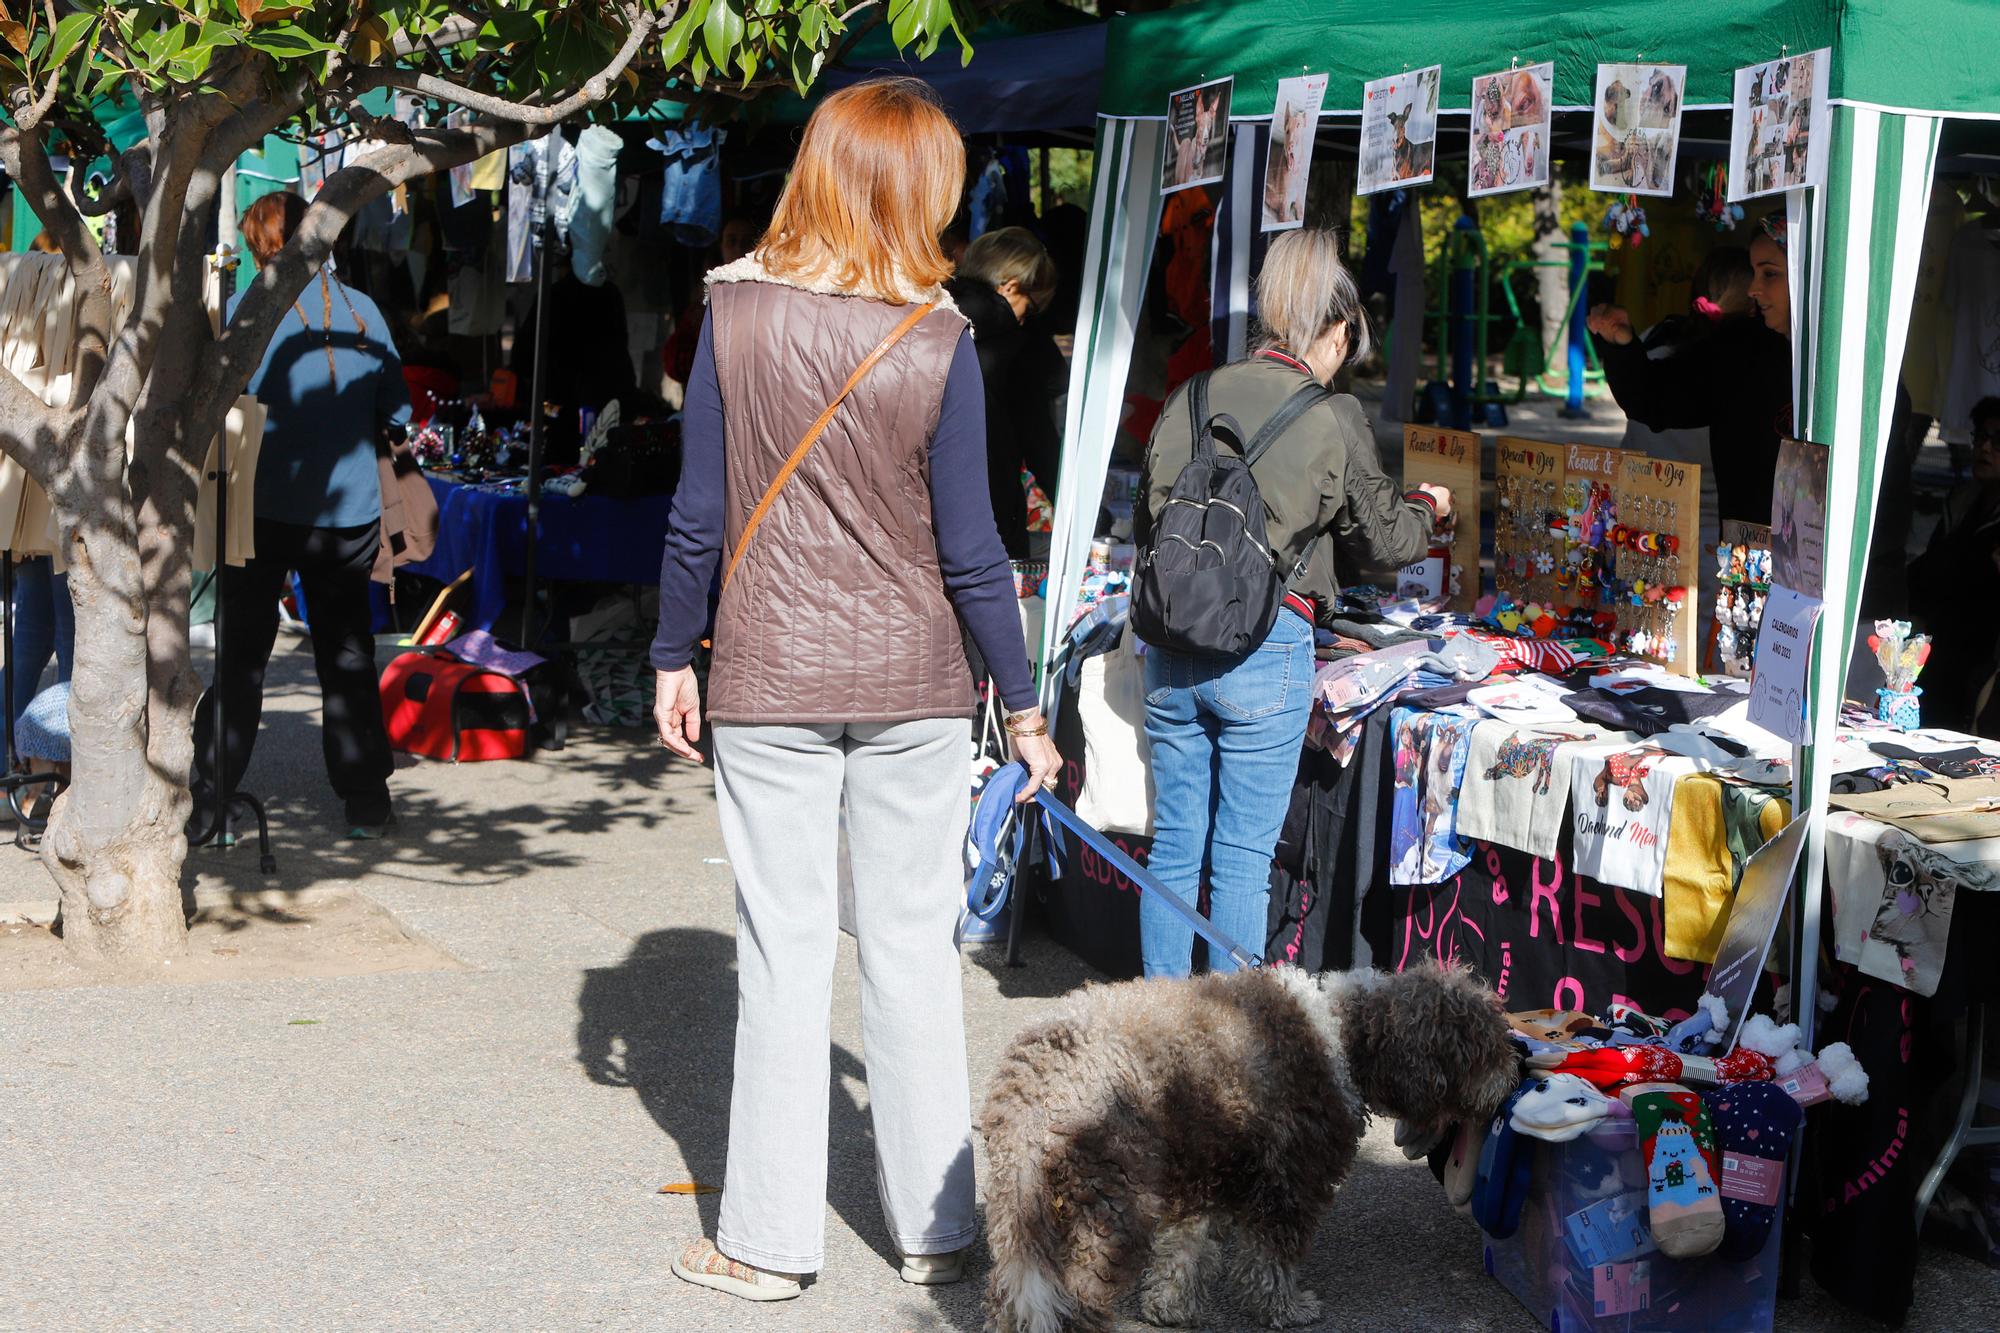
left=980, top=961, right=1519, bottom=1331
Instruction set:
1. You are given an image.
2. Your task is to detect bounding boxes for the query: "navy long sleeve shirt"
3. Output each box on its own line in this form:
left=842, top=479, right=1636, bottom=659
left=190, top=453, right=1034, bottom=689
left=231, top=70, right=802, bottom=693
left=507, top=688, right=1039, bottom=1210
left=650, top=317, right=1038, bottom=714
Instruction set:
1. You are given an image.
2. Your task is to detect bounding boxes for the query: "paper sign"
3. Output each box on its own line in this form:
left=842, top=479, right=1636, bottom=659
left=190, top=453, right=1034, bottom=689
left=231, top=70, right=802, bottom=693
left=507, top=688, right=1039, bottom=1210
left=1729, top=48, right=1833, bottom=202
left=1164, top=76, right=1232, bottom=195
left=1593, top=1262, right=1652, bottom=1317
left=1771, top=438, right=1829, bottom=598
left=1591, top=63, right=1687, bottom=196
left=1747, top=585, right=1822, bottom=744
left=1359, top=65, right=1441, bottom=196
left=1263, top=74, right=1328, bottom=231
left=1469, top=62, right=1552, bottom=198
left=1721, top=1152, right=1786, bottom=1207
left=1403, top=425, right=1481, bottom=610
left=1397, top=555, right=1445, bottom=600
left=1705, top=811, right=1810, bottom=1050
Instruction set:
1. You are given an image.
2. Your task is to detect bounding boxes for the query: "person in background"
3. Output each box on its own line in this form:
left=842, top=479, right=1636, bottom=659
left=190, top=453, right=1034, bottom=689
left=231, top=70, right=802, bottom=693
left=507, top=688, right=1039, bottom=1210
left=192, top=191, right=410, bottom=839
left=945, top=226, right=1063, bottom=559
left=650, top=78, right=1059, bottom=1302
left=661, top=215, right=761, bottom=397
left=5, top=554, right=72, bottom=755
left=1133, top=227, right=1450, bottom=978
left=1906, top=396, right=2000, bottom=736
left=1589, top=214, right=1794, bottom=524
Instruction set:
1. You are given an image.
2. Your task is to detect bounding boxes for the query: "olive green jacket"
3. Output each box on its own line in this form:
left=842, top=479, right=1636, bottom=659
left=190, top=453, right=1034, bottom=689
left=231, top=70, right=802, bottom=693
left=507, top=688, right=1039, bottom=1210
left=1135, top=356, right=1437, bottom=619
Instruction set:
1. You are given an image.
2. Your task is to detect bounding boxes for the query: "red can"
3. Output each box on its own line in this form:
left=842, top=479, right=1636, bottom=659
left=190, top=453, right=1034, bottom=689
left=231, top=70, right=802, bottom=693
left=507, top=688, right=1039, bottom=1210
left=419, top=610, right=462, bottom=647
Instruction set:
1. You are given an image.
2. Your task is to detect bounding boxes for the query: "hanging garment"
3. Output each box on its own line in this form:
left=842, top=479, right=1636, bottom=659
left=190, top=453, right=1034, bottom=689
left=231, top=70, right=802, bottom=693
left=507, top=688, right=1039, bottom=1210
left=564, top=125, right=622, bottom=287
left=1387, top=707, right=1478, bottom=885
left=649, top=124, right=725, bottom=248
left=968, top=154, right=1008, bottom=238
left=1825, top=811, right=1999, bottom=996
left=1939, top=220, right=2000, bottom=445
left=1455, top=721, right=1627, bottom=861
left=1568, top=745, right=1695, bottom=896
left=1661, top=774, right=1789, bottom=963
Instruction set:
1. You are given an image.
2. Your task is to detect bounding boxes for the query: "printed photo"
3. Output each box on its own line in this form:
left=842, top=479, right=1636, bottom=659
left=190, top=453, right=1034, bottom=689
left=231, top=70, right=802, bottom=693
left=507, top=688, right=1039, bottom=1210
left=1730, top=48, right=1831, bottom=202
left=1468, top=62, right=1552, bottom=198
left=1163, top=76, right=1232, bottom=195
left=1359, top=65, right=1440, bottom=196
left=1262, top=73, right=1328, bottom=231
left=1590, top=63, right=1685, bottom=196
left=1770, top=437, right=1829, bottom=595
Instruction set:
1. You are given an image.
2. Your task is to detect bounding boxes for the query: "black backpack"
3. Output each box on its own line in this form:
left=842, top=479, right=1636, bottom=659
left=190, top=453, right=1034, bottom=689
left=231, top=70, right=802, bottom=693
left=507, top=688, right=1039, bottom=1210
left=1131, top=371, right=1330, bottom=659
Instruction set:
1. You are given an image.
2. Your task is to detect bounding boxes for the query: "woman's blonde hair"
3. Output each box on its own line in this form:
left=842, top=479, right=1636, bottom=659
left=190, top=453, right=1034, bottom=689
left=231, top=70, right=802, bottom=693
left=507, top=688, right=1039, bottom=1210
left=958, top=226, right=1058, bottom=311
left=760, top=78, right=963, bottom=302
left=1253, top=227, right=1372, bottom=368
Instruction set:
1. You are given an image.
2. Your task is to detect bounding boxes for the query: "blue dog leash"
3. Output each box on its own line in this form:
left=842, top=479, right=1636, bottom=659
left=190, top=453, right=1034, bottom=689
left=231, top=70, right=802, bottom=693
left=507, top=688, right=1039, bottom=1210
left=967, top=762, right=1260, bottom=971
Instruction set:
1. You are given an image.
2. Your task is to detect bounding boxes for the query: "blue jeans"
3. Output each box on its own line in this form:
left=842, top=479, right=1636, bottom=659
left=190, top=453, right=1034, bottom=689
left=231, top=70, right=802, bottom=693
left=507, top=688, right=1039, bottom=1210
left=1139, top=610, right=1314, bottom=977
left=8, top=556, right=73, bottom=727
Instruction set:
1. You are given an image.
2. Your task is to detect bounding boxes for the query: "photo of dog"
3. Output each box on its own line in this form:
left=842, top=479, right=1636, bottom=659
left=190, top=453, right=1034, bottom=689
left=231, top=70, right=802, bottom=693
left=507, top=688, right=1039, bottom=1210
left=1261, top=73, right=1326, bottom=232
left=1359, top=65, right=1439, bottom=196
left=1590, top=63, right=1684, bottom=197
left=1730, top=48, right=1829, bottom=201
left=980, top=960, right=1520, bottom=1332
left=1468, top=62, right=1551, bottom=198
left=1164, top=77, right=1233, bottom=196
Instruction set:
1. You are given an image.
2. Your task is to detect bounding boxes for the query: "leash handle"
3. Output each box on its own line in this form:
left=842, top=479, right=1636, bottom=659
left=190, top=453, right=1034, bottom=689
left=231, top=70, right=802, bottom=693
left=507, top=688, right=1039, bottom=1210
left=1032, top=787, right=1260, bottom=971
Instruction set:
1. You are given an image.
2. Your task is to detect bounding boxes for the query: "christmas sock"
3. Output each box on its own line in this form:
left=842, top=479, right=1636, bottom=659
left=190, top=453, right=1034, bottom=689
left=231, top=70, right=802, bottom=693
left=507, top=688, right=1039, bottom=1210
left=1511, top=1073, right=1616, bottom=1142
left=1553, top=1044, right=1684, bottom=1092
left=1621, top=1081, right=1725, bottom=1258
left=1701, top=1082, right=1802, bottom=1260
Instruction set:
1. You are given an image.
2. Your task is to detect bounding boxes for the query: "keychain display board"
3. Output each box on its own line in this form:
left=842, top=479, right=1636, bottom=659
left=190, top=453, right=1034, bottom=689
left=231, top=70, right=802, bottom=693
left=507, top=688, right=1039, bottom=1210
left=1611, top=451, right=1702, bottom=674
left=1495, top=437, right=1567, bottom=608
left=1401, top=425, right=1481, bottom=610
left=1713, top=520, right=1773, bottom=677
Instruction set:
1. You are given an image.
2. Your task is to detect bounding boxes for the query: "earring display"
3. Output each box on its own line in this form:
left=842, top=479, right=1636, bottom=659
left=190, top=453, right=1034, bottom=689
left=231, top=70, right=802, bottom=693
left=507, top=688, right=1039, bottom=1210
left=1403, top=424, right=1482, bottom=611
left=1496, top=438, right=1567, bottom=608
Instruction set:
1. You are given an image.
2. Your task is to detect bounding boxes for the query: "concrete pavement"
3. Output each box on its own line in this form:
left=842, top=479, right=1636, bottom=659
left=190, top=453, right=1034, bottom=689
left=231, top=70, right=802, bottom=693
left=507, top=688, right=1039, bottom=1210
left=0, top=644, right=1993, bottom=1331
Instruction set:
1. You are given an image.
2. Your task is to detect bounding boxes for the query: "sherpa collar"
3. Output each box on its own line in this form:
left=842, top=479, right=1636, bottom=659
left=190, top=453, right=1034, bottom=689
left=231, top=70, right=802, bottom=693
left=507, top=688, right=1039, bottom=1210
left=705, top=251, right=961, bottom=318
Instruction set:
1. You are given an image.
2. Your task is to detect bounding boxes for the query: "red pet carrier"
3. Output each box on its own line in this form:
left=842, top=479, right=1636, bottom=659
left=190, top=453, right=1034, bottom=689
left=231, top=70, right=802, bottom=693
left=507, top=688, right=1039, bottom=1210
left=380, top=651, right=531, bottom=761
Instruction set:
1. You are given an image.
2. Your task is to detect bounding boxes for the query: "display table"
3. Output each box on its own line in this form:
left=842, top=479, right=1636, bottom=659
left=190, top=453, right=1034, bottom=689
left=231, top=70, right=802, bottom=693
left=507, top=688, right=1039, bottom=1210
left=409, top=475, right=676, bottom=632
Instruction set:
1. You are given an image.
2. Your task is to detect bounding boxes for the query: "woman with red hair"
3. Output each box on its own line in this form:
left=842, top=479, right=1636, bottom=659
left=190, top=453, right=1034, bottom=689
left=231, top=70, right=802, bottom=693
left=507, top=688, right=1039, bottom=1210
left=651, top=78, right=1059, bottom=1302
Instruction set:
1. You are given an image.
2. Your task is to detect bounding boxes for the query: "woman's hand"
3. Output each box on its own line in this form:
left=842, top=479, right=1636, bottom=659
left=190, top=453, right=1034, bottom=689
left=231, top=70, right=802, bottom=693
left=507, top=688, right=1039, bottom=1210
left=654, top=667, right=704, bottom=762
left=1587, top=304, right=1635, bottom=345
left=1005, top=709, right=1063, bottom=803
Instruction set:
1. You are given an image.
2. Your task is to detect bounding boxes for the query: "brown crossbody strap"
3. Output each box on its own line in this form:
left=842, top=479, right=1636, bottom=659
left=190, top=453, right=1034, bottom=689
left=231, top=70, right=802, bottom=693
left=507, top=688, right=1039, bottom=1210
left=721, top=302, right=939, bottom=592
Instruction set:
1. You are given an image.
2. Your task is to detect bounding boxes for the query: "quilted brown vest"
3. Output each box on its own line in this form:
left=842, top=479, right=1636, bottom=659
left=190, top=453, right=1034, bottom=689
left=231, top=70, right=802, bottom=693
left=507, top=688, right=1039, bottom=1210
left=705, top=269, right=976, bottom=725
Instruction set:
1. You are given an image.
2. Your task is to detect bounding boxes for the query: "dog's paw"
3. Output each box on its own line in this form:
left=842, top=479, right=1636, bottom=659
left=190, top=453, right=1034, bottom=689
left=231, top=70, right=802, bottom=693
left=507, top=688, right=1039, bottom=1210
left=1264, top=1289, right=1322, bottom=1329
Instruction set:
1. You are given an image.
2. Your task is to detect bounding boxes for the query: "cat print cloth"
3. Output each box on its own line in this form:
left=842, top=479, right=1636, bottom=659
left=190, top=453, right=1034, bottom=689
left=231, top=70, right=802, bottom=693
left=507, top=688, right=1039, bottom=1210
left=1455, top=721, right=1631, bottom=861
left=1825, top=811, right=2000, bottom=996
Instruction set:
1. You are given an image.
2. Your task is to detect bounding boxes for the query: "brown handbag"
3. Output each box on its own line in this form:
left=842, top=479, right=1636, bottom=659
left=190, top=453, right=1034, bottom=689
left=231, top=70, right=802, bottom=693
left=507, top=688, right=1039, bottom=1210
left=720, top=302, right=937, bottom=592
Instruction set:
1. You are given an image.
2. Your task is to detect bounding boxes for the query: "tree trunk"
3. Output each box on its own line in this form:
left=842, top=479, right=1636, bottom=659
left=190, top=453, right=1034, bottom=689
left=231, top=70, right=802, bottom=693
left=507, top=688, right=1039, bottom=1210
left=41, top=436, right=197, bottom=966
left=1532, top=180, right=1568, bottom=394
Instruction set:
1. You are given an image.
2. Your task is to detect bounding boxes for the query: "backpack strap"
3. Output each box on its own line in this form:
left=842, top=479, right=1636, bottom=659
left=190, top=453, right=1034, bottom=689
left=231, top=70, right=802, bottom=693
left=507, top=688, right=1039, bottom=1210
left=1186, top=370, right=1215, bottom=461
left=1243, top=382, right=1334, bottom=466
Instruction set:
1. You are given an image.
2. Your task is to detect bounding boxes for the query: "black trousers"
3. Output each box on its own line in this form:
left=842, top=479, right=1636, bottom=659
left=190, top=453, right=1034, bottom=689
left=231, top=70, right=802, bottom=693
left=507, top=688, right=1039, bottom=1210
left=193, top=517, right=392, bottom=819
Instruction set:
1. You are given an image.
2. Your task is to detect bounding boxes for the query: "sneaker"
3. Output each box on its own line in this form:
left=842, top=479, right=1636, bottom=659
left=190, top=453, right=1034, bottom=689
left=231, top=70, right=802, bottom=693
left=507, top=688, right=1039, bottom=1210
left=344, top=796, right=397, bottom=841
left=672, top=1239, right=802, bottom=1302
left=900, top=1250, right=966, bottom=1285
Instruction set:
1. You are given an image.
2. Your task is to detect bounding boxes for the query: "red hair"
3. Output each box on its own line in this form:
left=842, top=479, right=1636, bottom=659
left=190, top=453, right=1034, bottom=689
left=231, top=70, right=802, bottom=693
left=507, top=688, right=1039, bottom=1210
left=241, top=191, right=307, bottom=266
left=760, top=78, right=962, bottom=301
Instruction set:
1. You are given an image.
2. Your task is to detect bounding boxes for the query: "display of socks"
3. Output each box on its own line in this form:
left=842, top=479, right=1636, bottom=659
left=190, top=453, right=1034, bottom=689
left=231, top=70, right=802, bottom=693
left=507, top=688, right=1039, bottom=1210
left=1622, top=1081, right=1726, bottom=1258
left=1701, top=1082, right=1803, bottom=1260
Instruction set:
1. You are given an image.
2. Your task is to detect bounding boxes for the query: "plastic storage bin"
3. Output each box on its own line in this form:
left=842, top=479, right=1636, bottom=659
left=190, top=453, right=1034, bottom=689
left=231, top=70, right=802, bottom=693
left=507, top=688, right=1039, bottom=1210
left=1482, top=1119, right=1782, bottom=1332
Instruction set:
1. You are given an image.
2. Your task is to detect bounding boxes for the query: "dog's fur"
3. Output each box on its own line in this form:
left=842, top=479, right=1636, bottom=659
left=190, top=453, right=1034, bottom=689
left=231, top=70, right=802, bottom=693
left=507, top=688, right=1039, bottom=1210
left=980, top=961, right=1519, bottom=1332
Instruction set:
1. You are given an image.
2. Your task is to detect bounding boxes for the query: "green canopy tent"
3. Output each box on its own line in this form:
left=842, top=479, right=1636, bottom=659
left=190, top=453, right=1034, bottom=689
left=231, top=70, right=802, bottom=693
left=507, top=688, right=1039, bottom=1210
left=1046, top=0, right=2000, bottom=1058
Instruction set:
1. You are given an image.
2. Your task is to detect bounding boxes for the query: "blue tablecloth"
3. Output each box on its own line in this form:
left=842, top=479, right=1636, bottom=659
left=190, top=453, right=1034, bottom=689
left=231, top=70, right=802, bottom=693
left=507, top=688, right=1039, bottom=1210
left=408, top=476, right=676, bottom=631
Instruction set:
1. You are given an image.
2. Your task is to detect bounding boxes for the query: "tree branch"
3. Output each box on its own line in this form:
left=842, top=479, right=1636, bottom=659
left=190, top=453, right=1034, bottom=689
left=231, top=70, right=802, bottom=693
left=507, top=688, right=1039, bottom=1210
left=0, top=123, right=115, bottom=408
left=0, top=358, right=63, bottom=485
left=77, top=144, right=155, bottom=217
left=347, top=2, right=656, bottom=124
left=391, top=12, right=479, bottom=59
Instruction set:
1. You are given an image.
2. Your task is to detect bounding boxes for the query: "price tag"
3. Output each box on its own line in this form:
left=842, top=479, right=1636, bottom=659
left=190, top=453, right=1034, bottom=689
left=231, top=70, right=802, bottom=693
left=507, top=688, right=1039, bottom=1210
left=1721, top=1152, right=1786, bottom=1207
left=1593, top=1262, right=1651, bottom=1317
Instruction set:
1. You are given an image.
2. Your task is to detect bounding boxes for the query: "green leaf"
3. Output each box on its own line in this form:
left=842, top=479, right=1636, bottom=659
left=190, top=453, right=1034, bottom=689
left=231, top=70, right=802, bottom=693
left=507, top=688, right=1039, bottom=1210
left=798, top=2, right=823, bottom=48
left=689, top=45, right=708, bottom=87
left=243, top=22, right=340, bottom=58
left=43, top=11, right=96, bottom=69
left=480, top=9, right=541, bottom=48
left=659, top=1, right=703, bottom=69
left=701, top=0, right=741, bottom=73
left=889, top=0, right=918, bottom=49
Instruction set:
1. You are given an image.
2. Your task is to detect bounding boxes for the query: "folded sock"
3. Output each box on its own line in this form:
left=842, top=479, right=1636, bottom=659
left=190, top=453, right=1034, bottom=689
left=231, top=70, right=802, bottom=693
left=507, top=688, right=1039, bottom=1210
left=1622, top=1081, right=1725, bottom=1258
left=1511, top=1074, right=1616, bottom=1142
left=1556, top=1045, right=1684, bottom=1092
left=1472, top=1084, right=1535, bottom=1238
left=1702, top=1082, right=1802, bottom=1260
left=1443, top=1119, right=1484, bottom=1208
